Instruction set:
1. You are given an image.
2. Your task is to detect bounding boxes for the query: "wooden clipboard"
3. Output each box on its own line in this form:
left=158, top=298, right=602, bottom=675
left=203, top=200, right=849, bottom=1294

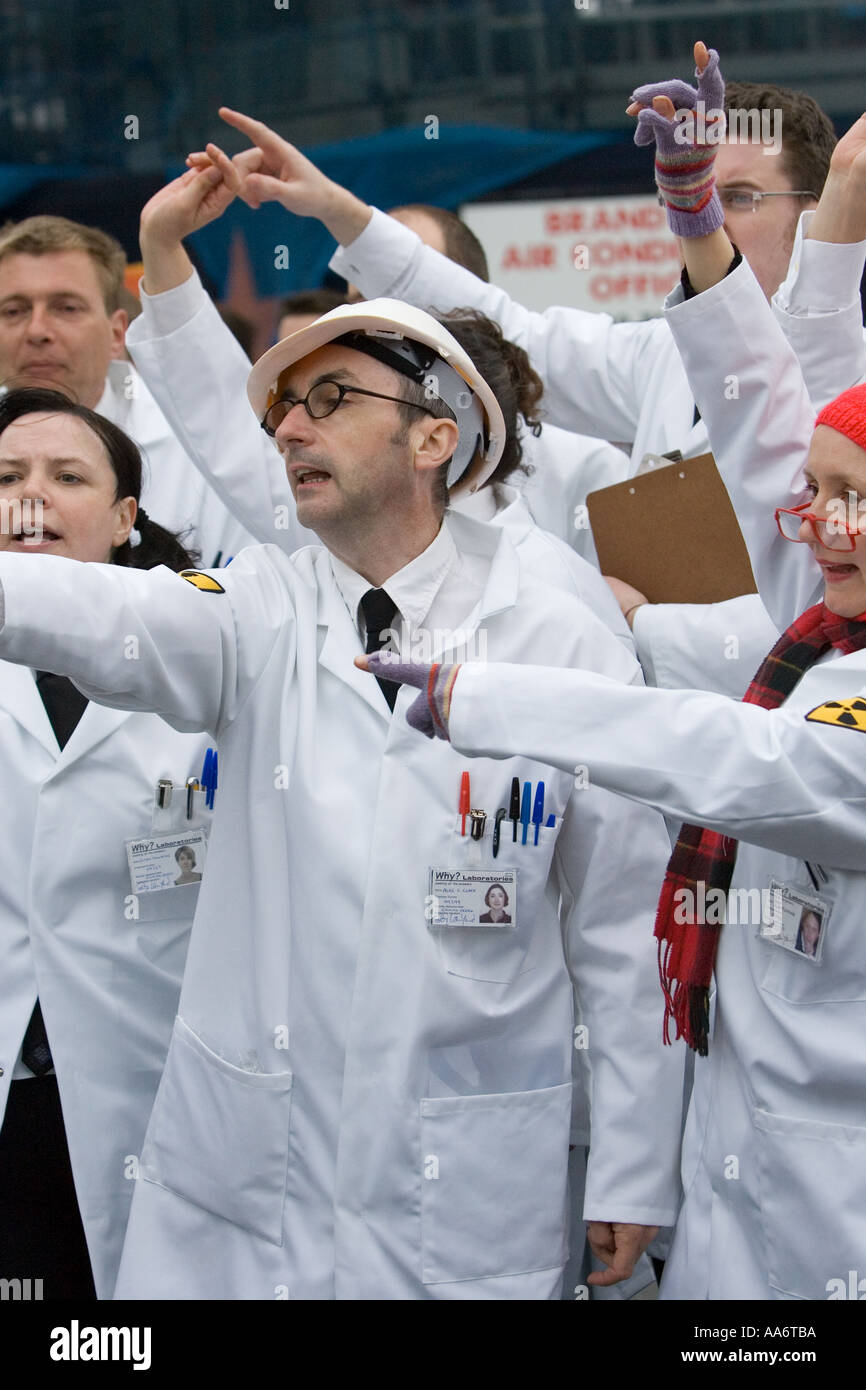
left=586, top=452, right=757, bottom=605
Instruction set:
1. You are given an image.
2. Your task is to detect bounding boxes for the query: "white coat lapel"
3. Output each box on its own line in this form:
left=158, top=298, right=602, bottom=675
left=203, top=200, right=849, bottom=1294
left=0, top=662, right=59, bottom=758
left=51, top=696, right=133, bottom=768
left=315, top=562, right=393, bottom=721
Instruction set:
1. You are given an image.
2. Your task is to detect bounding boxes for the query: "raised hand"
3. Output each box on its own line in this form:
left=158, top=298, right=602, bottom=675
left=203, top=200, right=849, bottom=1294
left=805, top=110, right=866, bottom=247
left=140, top=149, right=241, bottom=249
left=626, top=41, right=726, bottom=239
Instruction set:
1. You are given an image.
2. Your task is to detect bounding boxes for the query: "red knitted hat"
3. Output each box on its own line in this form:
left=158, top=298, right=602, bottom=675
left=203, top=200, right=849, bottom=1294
left=815, top=382, right=866, bottom=451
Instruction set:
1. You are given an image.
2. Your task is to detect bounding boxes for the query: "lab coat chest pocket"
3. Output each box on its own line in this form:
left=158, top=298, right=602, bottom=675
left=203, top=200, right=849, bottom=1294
left=755, top=1108, right=866, bottom=1299
left=420, top=1082, right=571, bottom=1284
left=432, top=815, right=560, bottom=984
left=139, top=1016, right=293, bottom=1246
left=758, top=875, right=866, bottom=1003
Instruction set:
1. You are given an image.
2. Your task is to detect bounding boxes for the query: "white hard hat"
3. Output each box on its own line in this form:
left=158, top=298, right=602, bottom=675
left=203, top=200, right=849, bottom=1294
left=247, top=298, right=506, bottom=496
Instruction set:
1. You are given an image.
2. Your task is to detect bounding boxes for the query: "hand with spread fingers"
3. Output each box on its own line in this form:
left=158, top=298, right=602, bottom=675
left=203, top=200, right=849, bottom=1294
left=354, top=652, right=461, bottom=740
left=626, top=40, right=726, bottom=239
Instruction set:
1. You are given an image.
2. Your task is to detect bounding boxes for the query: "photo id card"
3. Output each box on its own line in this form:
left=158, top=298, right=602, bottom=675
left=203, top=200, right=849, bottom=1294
left=126, top=828, right=209, bottom=895
left=759, top=878, right=829, bottom=964
left=428, top=868, right=517, bottom=930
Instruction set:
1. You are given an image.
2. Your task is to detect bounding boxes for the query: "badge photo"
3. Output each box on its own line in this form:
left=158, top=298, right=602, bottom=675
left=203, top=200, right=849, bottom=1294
left=760, top=878, right=829, bottom=964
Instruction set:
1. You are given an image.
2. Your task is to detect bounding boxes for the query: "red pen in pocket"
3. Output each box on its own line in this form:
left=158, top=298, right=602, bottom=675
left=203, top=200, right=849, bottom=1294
left=459, top=771, right=471, bottom=836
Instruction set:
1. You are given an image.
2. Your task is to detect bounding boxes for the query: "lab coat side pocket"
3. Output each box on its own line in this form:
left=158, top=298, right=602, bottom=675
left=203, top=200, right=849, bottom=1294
left=420, top=1081, right=571, bottom=1284
left=140, top=1016, right=293, bottom=1246
left=754, top=1108, right=866, bottom=1300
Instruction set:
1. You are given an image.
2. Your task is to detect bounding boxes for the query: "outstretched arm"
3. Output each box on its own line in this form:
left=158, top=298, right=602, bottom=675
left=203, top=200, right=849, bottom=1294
left=357, top=650, right=866, bottom=869
left=0, top=550, right=288, bottom=736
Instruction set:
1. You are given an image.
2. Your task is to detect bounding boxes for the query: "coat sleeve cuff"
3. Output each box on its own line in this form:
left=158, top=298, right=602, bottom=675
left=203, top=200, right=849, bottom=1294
left=130, top=268, right=206, bottom=342
left=774, top=209, right=866, bottom=316
left=329, top=207, right=420, bottom=295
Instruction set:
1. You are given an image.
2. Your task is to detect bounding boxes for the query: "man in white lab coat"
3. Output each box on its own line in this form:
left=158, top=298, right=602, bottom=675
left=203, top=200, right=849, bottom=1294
left=0, top=298, right=683, bottom=1299
left=0, top=215, right=254, bottom=566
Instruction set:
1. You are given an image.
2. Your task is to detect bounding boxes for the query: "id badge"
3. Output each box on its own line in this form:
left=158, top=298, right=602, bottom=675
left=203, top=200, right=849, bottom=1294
left=126, top=828, right=209, bottom=895
left=759, top=878, right=829, bottom=964
left=428, top=868, right=518, bottom=930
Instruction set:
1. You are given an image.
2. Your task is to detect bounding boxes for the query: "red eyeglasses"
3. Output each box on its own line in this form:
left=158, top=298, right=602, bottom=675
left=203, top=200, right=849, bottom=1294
left=775, top=501, right=864, bottom=552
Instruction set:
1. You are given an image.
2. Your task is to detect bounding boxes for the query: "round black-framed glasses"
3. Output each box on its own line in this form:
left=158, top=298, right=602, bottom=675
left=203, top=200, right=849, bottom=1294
left=261, top=379, right=435, bottom=436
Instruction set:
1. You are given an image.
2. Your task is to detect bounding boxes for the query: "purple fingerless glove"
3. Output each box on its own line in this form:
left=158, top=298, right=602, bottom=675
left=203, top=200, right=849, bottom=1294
left=631, top=48, right=726, bottom=238
left=362, top=652, right=462, bottom=740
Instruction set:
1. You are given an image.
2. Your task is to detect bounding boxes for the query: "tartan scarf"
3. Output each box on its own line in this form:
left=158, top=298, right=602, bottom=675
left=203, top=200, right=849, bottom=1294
left=655, top=600, right=866, bottom=1055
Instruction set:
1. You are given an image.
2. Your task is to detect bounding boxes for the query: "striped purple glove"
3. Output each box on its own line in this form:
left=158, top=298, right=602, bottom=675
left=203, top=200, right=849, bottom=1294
left=631, top=48, right=726, bottom=238
left=356, top=652, right=462, bottom=740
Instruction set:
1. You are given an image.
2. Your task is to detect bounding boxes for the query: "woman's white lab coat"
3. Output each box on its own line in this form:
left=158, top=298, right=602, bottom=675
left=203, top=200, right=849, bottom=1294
left=0, top=663, right=210, bottom=1296
left=442, top=254, right=866, bottom=1299
left=448, top=646, right=866, bottom=1300
left=0, top=516, right=684, bottom=1299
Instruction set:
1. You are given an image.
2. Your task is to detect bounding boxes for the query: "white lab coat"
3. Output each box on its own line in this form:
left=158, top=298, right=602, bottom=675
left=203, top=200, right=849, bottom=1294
left=631, top=596, right=779, bottom=699
left=125, top=271, right=633, bottom=645
left=0, top=515, right=684, bottom=1300
left=0, top=664, right=210, bottom=1297
left=442, top=254, right=866, bottom=1299
left=518, top=422, right=631, bottom=566
left=97, top=359, right=257, bottom=567
left=448, top=648, right=866, bottom=1301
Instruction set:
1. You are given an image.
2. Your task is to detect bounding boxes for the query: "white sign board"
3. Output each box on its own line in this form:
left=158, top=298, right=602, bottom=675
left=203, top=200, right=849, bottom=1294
left=460, top=194, right=681, bottom=320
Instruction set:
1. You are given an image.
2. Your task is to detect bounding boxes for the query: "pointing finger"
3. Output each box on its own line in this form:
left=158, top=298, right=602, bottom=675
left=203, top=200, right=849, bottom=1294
left=219, top=106, right=284, bottom=151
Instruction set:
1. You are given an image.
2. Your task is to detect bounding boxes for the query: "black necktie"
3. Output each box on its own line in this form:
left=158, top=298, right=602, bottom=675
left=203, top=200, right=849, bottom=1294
left=21, top=674, right=90, bottom=1075
left=36, top=671, right=88, bottom=751
left=359, top=588, right=401, bottom=712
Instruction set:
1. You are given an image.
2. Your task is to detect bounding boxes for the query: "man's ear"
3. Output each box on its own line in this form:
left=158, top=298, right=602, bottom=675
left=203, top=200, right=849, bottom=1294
left=109, top=306, right=130, bottom=360
left=411, top=414, right=460, bottom=476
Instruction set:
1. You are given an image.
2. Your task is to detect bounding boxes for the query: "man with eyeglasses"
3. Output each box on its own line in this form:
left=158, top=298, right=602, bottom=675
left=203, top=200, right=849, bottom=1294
left=0, top=294, right=685, bottom=1299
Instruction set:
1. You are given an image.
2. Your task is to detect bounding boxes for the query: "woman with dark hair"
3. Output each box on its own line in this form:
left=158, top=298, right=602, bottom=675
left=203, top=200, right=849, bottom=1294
left=479, top=883, right=511, bottom=925
left=0, top=388, right=212, bottom=1299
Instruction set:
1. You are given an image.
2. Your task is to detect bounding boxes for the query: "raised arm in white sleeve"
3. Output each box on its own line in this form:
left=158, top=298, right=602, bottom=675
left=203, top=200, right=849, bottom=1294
left=127, top=270, right=317, bottom=555
left=772, top=209, right=866, bottom=410
left=664, top=260, right=821, bottom=632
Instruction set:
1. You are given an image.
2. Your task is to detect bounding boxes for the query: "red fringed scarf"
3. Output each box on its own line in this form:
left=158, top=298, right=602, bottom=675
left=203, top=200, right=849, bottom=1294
left=655, top=601, right=866, bottom=1055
